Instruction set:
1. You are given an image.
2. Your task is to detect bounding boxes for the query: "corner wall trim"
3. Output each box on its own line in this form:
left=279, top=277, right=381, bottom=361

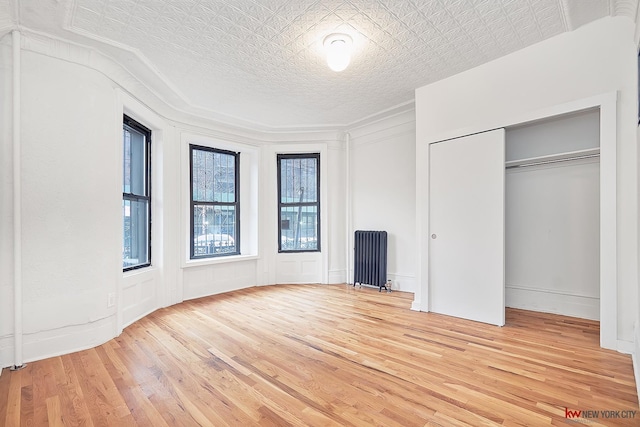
left=12, top=29, right=23, bottom=369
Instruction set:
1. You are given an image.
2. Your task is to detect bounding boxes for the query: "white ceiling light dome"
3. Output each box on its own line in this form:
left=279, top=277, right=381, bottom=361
left=323, top=33, right=352, bottom=72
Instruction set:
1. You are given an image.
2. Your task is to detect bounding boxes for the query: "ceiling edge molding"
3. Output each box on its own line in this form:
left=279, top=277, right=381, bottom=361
left=0, top=25, right=16, bottom=40
left=19, top=27, right=185, bottom=113
left=257, top=129, right=345, bottom=143
left=613, top=0, right=640, bottom=45
left=558, top=0, right=573, bottom=31
left=14, top=27, right=344, bottom=136
left=630, top=0, right=640, bottom=45
left=16, top=28, right=346, bottom=144
left=63, top=22, right=348, bottom=132
left=349, top=126, right=415, bottom=149
left=347, top=112, right=416, bottom=146
left=16, top=28, right=267, bottom=139
left=613, top=0, right=639, bottom=19
left=345, top=100, right=415, bottom=132
left=62, top=26, right=197, bottom=111
left=60, top=10, right=421, bottom=134
left=14, top=25, right=416, bottom=137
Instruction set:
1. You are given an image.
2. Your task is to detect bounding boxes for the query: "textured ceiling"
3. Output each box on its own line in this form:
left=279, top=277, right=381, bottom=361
left=3, top=1, right=629, bottom=129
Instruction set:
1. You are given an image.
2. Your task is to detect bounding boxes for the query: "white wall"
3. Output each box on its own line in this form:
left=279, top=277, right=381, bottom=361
left=415, top=16, right=637, bottom=350
left=327, top=140, right=347, bottom=284
left=505, top=111, right=601, bottom=320
left=19, top=49, right=120, bottom=359
left=349, top=110, right=417, bottom=292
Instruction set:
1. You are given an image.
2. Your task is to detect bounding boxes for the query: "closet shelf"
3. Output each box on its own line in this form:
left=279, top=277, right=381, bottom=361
left=505, top=147, right=600, bottom=169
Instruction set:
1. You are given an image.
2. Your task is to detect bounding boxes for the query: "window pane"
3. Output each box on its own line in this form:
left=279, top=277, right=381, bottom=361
left=123, top=125, right=146, bottom=196
left=192, top=149, right=236, bottom=203
left=123, top=198, right=150, bottom=268
left=193, top=205, right=237, bottom=256
left=280, top=206, right=318, bottom=251
left=192, top=149, right=213, bottom=202
left=280, top=157, right=317, bottom=203
left=214, top=151, right=236, bottom=203
left=123, top=129, right=130, bottom=192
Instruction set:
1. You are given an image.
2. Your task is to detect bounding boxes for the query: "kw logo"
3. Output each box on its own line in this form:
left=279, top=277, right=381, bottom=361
left=565, top=407, right=637, bottom=420
left=565, top=408, right=582, bottom=418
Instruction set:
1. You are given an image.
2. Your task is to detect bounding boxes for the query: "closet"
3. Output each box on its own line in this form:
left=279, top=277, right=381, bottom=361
left=505, top=109, right=600, bottom=320
left=428, top=109, right=601, bottom=326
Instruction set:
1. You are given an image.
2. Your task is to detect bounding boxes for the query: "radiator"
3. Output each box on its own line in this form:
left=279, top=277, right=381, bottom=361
left=353, top=230, right=388, bottom=292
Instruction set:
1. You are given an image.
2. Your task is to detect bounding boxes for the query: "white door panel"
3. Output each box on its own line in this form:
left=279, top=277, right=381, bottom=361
left=429, top=129, right=505, bottom=326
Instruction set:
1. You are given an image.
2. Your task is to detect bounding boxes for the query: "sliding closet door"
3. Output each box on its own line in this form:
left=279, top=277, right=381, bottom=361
left=429, top=129, right=505, bottom=326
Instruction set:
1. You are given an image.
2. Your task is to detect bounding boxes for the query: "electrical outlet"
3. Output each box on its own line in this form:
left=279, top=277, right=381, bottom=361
left=107, top=292, right=116, bottom=308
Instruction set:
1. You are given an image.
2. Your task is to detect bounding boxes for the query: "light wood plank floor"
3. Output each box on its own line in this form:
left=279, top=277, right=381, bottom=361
left=0, top=284, right=637, bottom=426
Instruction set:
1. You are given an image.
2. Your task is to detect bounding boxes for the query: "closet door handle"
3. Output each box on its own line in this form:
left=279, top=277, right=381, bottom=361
left=431, top=234, right=437, bottom=239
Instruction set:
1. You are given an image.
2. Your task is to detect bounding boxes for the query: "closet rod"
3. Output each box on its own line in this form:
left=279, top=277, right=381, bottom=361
left=506, top=153, right=600, bottom=170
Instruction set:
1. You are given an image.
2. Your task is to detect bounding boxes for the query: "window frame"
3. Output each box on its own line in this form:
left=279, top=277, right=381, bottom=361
left=122, top=115, right=152, bottom=272
left=277, top=153, right=321, bottom=253
left=189, top=144, right=241, bottom=259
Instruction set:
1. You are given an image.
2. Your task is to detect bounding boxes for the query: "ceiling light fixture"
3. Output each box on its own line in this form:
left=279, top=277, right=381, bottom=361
left=323, top=33, right=352, bottom=72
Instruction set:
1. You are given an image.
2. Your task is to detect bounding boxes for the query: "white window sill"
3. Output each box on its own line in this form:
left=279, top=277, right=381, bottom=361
left=183, top=254, right=259, bottom=268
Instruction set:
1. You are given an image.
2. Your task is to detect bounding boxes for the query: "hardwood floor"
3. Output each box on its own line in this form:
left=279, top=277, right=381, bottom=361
left=0, top=284, right=637, bottom=426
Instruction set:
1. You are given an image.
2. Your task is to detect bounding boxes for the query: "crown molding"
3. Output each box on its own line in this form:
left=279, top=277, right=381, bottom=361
left=613, top=0, right=640, bottom=43
left=613, top=0, right=639, bottom=19
left=558, top=0, right=572, bottom=31
left=13, top=24, right=408, bottom=137
left=0, top=0, right=19, bottom=39
left=0, top=26, right=14, bottom=40
left=60, top=13, right=408, bottom=134
left=13, top=27, right=346, bottom=142
left=348, top=110, right=416, bottom=147
left=345, top=100, right=415, bottom=132
left=8, top=0, right=630, bottom=133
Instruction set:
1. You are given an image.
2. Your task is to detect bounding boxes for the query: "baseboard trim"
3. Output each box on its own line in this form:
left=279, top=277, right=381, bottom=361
left=183, top=282, right=253, bottom=301
left=386, top=273, right=416, bottom=293
left=328, top=269, right=347, bottom=284
left=22, top=315, right=116, bottom=365
left=0, top=334, right=13, bottom=370
left=617, top=339, right=634, bottom=355
left=506, top=284, right=599, bottom=320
